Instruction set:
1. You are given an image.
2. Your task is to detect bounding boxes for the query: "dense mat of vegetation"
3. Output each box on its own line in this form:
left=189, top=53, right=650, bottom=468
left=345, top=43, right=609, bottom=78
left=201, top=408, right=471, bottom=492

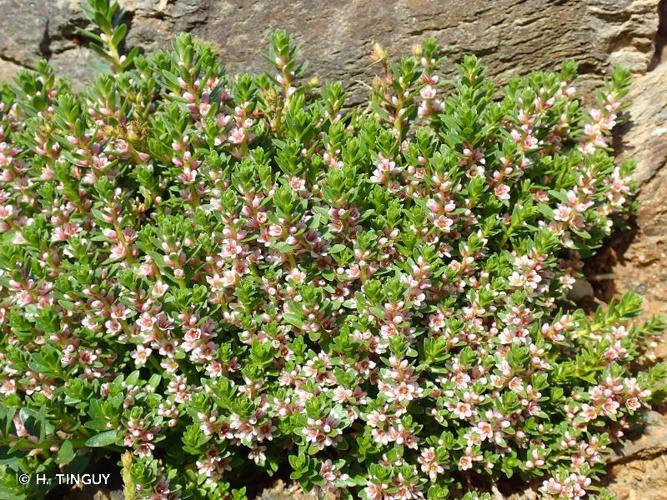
left=0, top=1, right=664, bottom=498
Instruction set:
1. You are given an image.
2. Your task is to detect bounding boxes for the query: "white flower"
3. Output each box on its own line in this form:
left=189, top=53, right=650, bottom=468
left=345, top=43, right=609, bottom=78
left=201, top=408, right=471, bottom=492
left=131, top=345, right=152, bottom=367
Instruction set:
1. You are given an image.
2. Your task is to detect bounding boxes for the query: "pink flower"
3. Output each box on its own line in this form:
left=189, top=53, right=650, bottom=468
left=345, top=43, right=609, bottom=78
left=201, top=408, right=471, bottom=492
left=434, top=215, right=454, bottom=231
left=228, top=128, right=246, bottom=144
left=289, top=176, right=306, bottom=192
left=420, top=85, right=437, bottom=100
left=554, top=205, right=572, bottom=222
left=453, top=402, right=473, bottom=419
left=268, top=224, right=283, bottom=238
left=494, top=184, right=511, bottom=201
left=477, top=421, right=494, bottom=441
left=131, top=345, right=152, bottom=366
left=207, top=273, right=225, bottom=292
left=458, top=455, right=472, bottom=470
left=0, top=379, right=16, bottom=395
left=287, top=267, right=306, bottom=284
left=580, top=403, right=597, bottom=422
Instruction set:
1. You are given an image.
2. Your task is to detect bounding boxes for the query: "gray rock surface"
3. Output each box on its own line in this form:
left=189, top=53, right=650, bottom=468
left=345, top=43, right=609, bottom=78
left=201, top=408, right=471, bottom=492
left=0, top=0, right=659, bottom=102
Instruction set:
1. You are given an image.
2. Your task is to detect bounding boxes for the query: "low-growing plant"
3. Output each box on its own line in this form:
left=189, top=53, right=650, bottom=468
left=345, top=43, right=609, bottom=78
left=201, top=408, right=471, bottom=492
left=0, top=1, right=665, bottom=498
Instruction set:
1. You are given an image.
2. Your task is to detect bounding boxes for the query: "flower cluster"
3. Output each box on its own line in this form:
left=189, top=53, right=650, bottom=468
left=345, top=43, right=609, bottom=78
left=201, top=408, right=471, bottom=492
left=0, top=1, right=665, bottom=499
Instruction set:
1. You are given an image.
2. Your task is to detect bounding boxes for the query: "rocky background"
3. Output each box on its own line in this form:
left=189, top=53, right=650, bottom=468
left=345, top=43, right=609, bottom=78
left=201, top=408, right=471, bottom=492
left=1, top=0, right=666, bottom=498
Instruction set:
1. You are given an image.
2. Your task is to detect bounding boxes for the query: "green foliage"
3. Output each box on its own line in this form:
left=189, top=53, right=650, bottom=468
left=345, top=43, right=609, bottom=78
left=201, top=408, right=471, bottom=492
left=0, top=0, right=663, bottom=499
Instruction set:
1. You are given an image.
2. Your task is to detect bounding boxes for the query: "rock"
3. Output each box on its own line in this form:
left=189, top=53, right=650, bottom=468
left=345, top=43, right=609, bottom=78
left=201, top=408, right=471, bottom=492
left=569, top=278, right=595, bottom=301
left=256, top=480, right=320, bottom=500
left=0, top=1, right=49, bottom=66
left=49, top=46, right=97, bottom=92
left=611, top=411, right=667, bottom=463
left=93, top=489, right=124, bottom=500
left=608, top=62, right=667, bottom=334
left=608, top=454, right=667, bottom=499
left=619, top=61, right=667, bottom=185
left=0, top=0, right=660, bottom=103
left=61, top=486, right=124, bottom=500
left=0, top=58, right=23, bottom=81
